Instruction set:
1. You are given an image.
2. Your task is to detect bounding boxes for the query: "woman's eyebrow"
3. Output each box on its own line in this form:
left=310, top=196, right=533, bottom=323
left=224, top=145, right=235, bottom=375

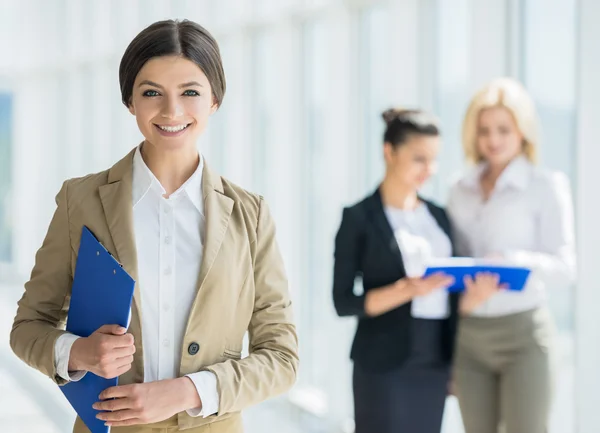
left=138, top=80, right=203, bottom=88
left=138, top=80, right=163, bottom=88
left=179, top=81, right=203, bottom=88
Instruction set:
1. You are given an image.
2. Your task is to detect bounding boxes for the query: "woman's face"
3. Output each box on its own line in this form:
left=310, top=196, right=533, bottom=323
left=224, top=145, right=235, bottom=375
left=384, top=134, right=440, bottom=190
left=476, top=106, right=524, bottom=167
left=128, top=55, right=217, bottom=152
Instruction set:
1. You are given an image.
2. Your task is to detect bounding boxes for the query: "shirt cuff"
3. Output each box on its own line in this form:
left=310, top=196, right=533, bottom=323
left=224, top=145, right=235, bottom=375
left=54, top=333, right=87, bottom=382
left=185, top=371, right=220, bottom=417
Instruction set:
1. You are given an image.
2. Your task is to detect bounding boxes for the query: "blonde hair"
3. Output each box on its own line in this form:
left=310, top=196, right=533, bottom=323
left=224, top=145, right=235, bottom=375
left=462, top=77, right=539, bottom=164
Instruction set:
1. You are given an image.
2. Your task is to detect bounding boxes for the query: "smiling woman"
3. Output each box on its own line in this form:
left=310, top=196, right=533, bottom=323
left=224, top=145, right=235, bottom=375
left=9, top=19, right=298, bottom=433
left=116, top=21, right=227, bottom=196
left=129, top=56, right=216, bottom=153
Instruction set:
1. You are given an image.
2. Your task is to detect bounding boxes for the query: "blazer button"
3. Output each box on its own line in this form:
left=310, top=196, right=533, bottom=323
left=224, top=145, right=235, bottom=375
left=188, top=342, right=200, bottom=356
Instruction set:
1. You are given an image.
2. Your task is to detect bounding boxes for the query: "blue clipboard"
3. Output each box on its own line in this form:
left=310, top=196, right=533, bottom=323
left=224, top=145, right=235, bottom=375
left=423, top=264, right=531, bottom=293
left=59, top=226, right=135, bottom=433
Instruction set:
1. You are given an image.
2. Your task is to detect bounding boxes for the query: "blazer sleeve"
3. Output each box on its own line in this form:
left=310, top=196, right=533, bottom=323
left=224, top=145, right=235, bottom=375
left=199, top=198, right=299, bottom=415
left=332, top=207, right=366, bottom=317
left=10, top=181, right=73, bottom=385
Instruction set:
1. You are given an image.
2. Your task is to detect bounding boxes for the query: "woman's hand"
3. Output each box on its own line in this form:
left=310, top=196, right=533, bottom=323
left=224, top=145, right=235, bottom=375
left=93, top=377, right=202, bottom=427
left=406, top=272, right=455, bottom=297
left=460, top=272, right=505, bottom=315
left=69, top=324, right=135, bottom=379
left=364, top=273, right=454, bottom=317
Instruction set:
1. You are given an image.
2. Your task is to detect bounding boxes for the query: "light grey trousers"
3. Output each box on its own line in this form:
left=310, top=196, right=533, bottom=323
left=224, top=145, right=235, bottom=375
left=453, top=307, right=556, bottom=433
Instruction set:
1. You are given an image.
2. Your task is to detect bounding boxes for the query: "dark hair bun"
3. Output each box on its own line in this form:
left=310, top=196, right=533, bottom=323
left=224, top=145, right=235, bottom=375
left=381, top=108, right=440, bottom=147
left=382, top=108, right=400, bottom=125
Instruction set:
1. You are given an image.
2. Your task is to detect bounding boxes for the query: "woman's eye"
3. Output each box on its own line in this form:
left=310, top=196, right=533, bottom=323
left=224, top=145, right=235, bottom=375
left=143, top=90, right=160, bottom=97
left=183, top=89, right=200, bottom=97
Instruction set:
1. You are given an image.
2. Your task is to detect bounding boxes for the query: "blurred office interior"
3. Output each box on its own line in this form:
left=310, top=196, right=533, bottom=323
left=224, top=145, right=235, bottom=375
left=1, top=0, right=600, bottom=432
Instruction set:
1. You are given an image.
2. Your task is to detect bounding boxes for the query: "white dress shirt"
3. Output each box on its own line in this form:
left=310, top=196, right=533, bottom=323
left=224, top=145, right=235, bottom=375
left=54, top=146, right=219, bottom=417
left=385, top=203, right=452, bottom=319
left=447, top=155, right=577, bottom=317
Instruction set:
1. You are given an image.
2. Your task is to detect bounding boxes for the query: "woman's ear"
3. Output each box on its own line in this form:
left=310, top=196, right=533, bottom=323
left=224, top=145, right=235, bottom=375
left=210, top=97, right=218, bottom=115
left=383, top=142, right=394, bottom=165
left=128, top=100, right=135, bottom=116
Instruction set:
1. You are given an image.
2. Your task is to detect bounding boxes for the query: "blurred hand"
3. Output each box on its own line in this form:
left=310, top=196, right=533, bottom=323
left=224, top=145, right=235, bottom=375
left=364, top=273, right=454, bottom=317
left=68, top=324, right=135, bottom=378
left=406, top=272, right=455, bottom=297
left=460, top=272, right=506, bottom=314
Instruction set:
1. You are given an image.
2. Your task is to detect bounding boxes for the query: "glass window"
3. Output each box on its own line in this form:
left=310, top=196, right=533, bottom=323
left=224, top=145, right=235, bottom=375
left=250, top=31, right=272, bottom=196
left=431, top=0, right=471, bottom=201
left=358, top=5, right=392, bottom=192
left=301, top=18, right=328, bottom=388
left=522, top=0, right=577, bottom=179
left=0, top=93, right=13, bottom=263
left=520, top=1, right=577, bottom=432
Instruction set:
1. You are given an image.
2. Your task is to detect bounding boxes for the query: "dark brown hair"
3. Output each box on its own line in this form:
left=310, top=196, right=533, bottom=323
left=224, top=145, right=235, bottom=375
left=382, top=108, right=440, bottom=148
left=119, top=19, right=226, bottom=108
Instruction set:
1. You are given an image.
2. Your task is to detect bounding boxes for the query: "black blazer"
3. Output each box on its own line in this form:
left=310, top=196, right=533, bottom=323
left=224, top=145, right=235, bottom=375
left=333, top=188, right=459, bottom=372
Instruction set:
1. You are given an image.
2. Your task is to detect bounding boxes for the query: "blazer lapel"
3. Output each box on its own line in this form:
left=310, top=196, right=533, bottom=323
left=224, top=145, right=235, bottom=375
left=196, top=163, right=234, bottom=293
left=97, top=149, right=145, bottom=382
left=98, top=167, right=138, bottom=283
left=367, top=188, right=405, bottom=271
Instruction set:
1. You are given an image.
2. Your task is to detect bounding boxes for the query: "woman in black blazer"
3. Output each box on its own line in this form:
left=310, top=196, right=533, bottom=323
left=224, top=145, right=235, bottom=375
left=333, top=109, right=458, bottom=433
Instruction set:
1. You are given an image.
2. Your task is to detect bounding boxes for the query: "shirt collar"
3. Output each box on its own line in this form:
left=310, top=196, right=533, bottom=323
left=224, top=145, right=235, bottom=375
left=460, top=155, right=532, bottom=191
left=132, top=145, right=204, bottom=214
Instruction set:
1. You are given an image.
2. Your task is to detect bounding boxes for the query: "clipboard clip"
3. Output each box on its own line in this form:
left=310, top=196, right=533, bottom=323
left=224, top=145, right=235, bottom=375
left=86, top=226, right=125, bottom=269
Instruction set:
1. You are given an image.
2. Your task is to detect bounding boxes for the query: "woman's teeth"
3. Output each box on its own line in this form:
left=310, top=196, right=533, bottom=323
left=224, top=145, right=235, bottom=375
left=158, top=124, right=189, bottom=132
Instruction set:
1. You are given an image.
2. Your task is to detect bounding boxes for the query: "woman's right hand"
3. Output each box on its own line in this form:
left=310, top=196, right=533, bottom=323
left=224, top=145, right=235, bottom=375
left=68, top=324, right=136, bottom=378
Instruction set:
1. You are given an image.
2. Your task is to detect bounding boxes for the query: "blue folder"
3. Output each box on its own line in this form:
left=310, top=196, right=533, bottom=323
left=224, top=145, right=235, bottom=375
left=423, top=264, right=531, bottom=293
left=59, top=226, right=135, bottom=433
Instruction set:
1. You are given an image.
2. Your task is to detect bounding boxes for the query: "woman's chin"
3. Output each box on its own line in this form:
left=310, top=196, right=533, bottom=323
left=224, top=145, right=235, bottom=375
left=145, top=135, right=196, bottom=152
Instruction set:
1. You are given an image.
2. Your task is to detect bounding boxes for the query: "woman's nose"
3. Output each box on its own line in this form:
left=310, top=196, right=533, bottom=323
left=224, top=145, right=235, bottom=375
left=161, top=97, right=183, bottom=119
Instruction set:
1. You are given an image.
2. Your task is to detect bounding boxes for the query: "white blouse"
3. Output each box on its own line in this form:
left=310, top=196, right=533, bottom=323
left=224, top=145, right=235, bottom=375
left=385, top=203, right=453, bottom=319
left=447, top=156, right=577, bottom=317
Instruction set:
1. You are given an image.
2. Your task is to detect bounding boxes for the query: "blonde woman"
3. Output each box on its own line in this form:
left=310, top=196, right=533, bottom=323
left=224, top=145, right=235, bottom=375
left=447, top=78, right=576, bottom=433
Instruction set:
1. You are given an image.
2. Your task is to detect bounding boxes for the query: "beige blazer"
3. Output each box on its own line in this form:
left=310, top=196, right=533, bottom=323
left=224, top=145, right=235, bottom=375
left=10, top=148, right=299, bottom=432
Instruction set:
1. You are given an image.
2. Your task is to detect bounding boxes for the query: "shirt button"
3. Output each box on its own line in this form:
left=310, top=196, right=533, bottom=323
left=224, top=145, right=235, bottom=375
left=163, top=339, right=170, bottom=348
left=163, top=206, right=171, bottom=214
left=164, top=267, right=172, bottom=276
left=163, top=303, right=170, bottom=312
left=164, top=236, right=172, bottom=245
left=188, top=342, right=200, bottom=356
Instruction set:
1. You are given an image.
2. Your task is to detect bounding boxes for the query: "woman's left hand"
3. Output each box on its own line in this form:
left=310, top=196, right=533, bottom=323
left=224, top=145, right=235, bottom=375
left=459, top=272, right=505, bottom=315
left=93, top=377, right=201, bottom=427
